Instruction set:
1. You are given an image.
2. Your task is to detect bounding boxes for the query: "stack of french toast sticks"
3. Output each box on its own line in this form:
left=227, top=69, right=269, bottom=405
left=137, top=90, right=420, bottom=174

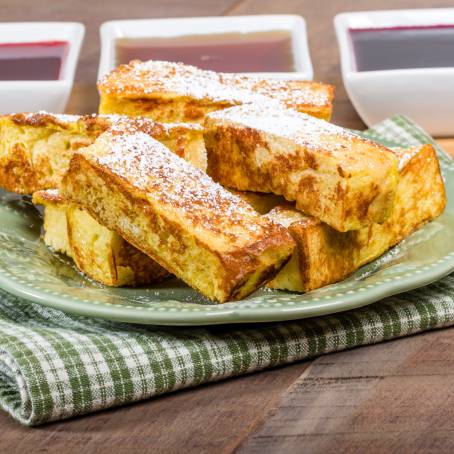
left=0, top=60, right=446, bottom=303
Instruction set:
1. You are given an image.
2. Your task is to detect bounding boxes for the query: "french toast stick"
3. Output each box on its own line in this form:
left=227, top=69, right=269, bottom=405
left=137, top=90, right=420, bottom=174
left=266, top=144, right=446, bottom=292
left=33, top=189, right=72, bottom=256
left=205, top=103, right=399, bottom=232
left=229, top=190, right=286, bottom=215
left=0, top=112, right=205, bottom=194
left=98, top=60, right=334, bottom=122
left=33, top=189, right=169, bottom=287
left=61, top=131, right=295, bottom=303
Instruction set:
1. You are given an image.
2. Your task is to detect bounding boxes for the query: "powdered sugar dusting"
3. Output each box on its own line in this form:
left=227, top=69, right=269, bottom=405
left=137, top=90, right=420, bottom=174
left=105, top=115, right=202, bottom=136
left=98, top=60, right=332, bottom=108
left=221, top=73, right=331, bottom=108
left=99, top=60, right=263, bottom=104
left=159, top=121, right=204, bottom=133
left=42, top=188, right=60, bottom=196
left=11, top=112, right=202, bottom=143
left=390, top=146, right=421, bottom=171
left=33, top=188, right=65, bottom=204
left=208, top=102, right=389, bottom=157
left=18, top=111, right=83, bottom=124
left=32, top=111, right=82, bottom=123
left=89, top=131, right=268, bottom=236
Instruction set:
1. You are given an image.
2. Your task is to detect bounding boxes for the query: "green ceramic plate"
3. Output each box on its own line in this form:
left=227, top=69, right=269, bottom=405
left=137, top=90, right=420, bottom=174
left=0, top=117, right=453, bottom=325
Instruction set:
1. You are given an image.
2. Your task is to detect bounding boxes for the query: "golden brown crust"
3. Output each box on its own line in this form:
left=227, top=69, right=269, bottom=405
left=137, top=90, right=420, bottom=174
left=97, top=60, right=334, bottom=122
left=267, top=144, right=447, bottom=291
left=33, top=189, right=169, bottom=287
left=205, top=103, right=399, bottom=232
left=66, top=204, right=168, bottom=286
left=0, top=113, right=205, bottom=195
left=229, top=190, right=286, bottom=215
left=222, top=74, right=335, bottom=119
left=61, top=131, right=295, bottom=302
left=32, top=189, right=72, bottom=256
left=32, top=189, right=64, bottom=204
left=0, top=143, right=38, bottom=194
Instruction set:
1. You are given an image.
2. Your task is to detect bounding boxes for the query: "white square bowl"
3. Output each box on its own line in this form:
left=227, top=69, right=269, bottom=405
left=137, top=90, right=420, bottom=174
left=98, top=15, right=313, bottom=81
left=0, top=22, right=84, bottom=114
left=335, top=9, right=454, bottom=137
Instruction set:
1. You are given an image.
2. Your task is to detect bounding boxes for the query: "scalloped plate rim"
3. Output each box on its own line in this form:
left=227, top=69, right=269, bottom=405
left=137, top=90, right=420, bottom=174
left=0, top=128, right=452, bottom=325
left=0, top=234, right=452, bottom=325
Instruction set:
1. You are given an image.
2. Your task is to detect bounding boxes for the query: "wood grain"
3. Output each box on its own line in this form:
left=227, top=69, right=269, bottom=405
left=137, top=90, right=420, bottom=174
left=0, top=362, right=308, bottom=454
left=237, top=328, right=454, bottom=454
left=438, top=139, right=454, bottom=157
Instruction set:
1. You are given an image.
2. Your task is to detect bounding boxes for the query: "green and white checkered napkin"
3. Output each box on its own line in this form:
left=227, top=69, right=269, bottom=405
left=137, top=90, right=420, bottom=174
left=0, top=115, right=453, bottom=426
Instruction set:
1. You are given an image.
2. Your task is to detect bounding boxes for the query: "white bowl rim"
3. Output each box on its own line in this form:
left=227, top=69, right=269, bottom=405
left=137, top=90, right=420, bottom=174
left=335, top=8, right=454, bottom=75
left=0, top=21, right=85, bottom=84
left=98, top=14, right=313, bottom=81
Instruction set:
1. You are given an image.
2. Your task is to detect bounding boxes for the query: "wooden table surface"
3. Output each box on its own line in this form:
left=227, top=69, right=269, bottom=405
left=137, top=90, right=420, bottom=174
left=2, top=0, right=454, bottom=452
